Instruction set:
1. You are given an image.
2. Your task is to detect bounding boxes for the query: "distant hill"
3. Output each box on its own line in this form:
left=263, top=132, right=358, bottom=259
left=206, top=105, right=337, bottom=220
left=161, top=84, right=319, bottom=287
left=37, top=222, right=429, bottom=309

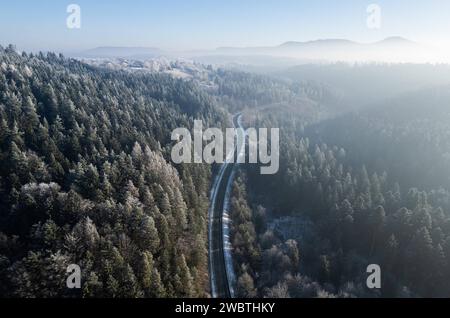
left=373, top=36, right=416, bottom=45
left=211, top=37, right=432, bottom=63
left=279, top=37, right=416, bottom=48
left=77, top=37, right=441, bottom=65
left=278, top=39, right=359, bottom=48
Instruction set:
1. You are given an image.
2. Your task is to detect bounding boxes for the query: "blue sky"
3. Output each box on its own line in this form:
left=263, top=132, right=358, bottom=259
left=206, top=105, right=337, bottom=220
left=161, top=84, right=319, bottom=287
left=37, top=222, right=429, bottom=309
left=1, top=0, right=450, bottom=52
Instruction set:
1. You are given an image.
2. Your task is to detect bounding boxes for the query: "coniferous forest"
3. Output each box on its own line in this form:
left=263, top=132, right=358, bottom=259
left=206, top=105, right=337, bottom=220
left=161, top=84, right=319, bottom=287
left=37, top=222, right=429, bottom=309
left=0, top=46, right=224, bottom=297
left=232, top=86, right=450, bottom=298
left=2, top=42, right=450, bottom=299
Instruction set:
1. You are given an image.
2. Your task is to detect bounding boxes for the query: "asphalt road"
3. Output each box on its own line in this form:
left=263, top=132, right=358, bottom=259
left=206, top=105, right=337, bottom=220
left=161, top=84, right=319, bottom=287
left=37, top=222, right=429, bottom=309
left=208, top=113, right=243, bottom=298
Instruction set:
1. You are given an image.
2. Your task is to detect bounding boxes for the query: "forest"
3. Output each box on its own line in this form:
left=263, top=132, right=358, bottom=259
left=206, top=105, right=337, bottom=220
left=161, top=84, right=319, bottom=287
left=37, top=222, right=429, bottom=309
left=1, top=43, right=450, bottom=298
left=0, top=45, right=227, bottom=297
left=230, top=85, right=450, bottom=297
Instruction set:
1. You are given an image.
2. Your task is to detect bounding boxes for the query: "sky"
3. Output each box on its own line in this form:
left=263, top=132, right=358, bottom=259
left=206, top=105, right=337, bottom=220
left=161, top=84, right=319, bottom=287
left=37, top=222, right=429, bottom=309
left=1, top=0, right=450, bottom=52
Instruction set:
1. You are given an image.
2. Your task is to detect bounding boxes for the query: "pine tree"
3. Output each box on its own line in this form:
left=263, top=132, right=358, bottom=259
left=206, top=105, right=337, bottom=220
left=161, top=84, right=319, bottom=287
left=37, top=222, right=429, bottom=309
left=150, top=266, right=166, bottom=297
left=83, top=272, right=104, bottom=298
left=136, top=215, right=160, bottom=253
left=237, top=272, right=257, bottom=298
left=9, top=141, right=28, bottom=180
left=173, top=187, right=188, bottom=230
left=174, top=253, right=194, bottom=297
left=137, top=252, right=153, bottom=295
left=22, top=96, right=40, bottom=134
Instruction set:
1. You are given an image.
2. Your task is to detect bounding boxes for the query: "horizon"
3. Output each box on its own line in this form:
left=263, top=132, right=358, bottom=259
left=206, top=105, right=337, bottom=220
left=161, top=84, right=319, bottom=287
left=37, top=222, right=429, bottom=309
left=4, top=35, right=446, bottom=65
left=2, top=35, right=417, bottom=53
left=10, top=35, right=443, bottom=65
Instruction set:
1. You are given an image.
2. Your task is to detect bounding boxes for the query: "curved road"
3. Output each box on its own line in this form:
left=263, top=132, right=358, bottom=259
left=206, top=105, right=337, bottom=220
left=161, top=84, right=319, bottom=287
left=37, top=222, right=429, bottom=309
left=208, top=113, right=245, bottom=298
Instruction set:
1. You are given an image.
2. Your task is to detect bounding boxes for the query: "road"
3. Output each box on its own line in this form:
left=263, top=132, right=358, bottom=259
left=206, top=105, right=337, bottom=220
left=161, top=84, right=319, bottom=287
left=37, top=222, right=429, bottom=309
left=208, top=113, right=245, bottom=298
